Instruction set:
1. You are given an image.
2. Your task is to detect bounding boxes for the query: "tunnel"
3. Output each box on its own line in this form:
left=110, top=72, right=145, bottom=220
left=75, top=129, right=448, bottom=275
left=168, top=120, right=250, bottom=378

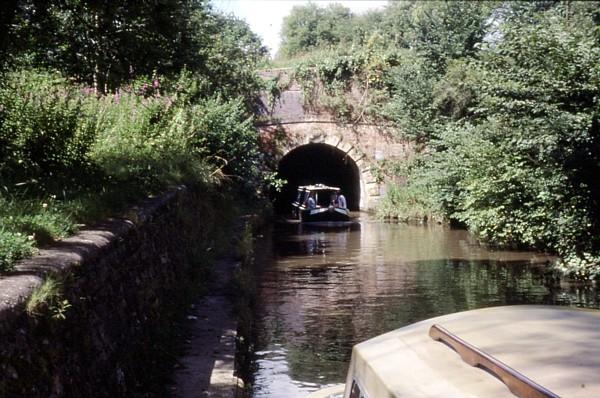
left=274, top=143, right=361, bottom=214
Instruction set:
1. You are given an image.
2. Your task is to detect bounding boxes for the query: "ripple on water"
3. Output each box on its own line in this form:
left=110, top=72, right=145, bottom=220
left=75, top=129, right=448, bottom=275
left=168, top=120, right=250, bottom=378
left=249, top=222, right=600, bottom=397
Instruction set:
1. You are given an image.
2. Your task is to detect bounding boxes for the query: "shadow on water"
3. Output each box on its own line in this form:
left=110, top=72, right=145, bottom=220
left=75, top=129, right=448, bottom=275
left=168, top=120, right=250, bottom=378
left=248, top=219, right=600, bottom=398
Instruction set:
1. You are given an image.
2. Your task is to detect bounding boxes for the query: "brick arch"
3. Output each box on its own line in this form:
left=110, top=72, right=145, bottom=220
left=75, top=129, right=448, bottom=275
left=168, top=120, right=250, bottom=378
left=257, top=70, right=414, bottom=211
left=277, top=134, right=376, bottom=211
left=257, top=120, right=408, bottom=211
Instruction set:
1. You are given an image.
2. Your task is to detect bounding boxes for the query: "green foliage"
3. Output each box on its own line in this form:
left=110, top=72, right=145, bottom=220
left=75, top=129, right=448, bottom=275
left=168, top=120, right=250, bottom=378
left=382, top=5, right=600, bottom=277
left=280, top=3, right=354, bottom=57
left=446, top=11, right=600, bottom=263
left=262, top=72, right=294, bottom=112
left=433, top=59, right=480, bottom=121
left=0, top=67, right=266, bottom=272
left=186, top=97, right=260, bottom=186
left=89, top=83, right=211, bottom=191
left=374, top=155, right=446, bottom=223
left=0, top=2, right=269, bottom=273
left=84, top=72, right=265, bottom=192
left=278, top=1, right=496, bottom=71
left=381, top=50, right=440, bottom=141
left=1, top=1, right=267, bottom=96
left=382, top=1, right=496, bottom=70
left=375, top=183, right=439, bottom=223
left=0, top=228, right=34, bottom=272
left=276, top=0, right=499, bottom=127
left=2, top=1, right=189, bottom=90
left=26, top=276, right=71, bottom=319
left=0, top=196, right=76, bottom=246
left=292, top=45, right=400, bottom=122
left=0, top=69, right=95, bottom=188
left=183, top=9, right=268, bottom=102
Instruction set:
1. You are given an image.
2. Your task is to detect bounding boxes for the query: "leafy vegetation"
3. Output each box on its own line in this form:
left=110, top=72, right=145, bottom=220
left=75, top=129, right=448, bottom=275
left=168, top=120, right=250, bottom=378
left=280, top=3, right=354, bottom=58
left=0, top=1, right=270, bottom=272
left=272, top=1, right=600, bottom=278
left=3, top=0, right=599, bottom=280
left=1, top=0, right=267, bottom=97
left=26, top=276, right=71, bottom=320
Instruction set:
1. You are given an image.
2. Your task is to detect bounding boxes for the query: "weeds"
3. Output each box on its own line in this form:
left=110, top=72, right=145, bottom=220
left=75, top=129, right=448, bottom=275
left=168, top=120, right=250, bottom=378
left=26, top=276, right=71, bottom=319
left=0, top=69, right=266, bottom=272
left=0, top=229, right=34, bottom=272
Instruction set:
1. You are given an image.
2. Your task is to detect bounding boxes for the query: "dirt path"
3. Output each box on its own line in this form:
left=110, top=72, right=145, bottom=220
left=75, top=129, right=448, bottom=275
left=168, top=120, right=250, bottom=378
left=170, top=258, right=243, bottom=398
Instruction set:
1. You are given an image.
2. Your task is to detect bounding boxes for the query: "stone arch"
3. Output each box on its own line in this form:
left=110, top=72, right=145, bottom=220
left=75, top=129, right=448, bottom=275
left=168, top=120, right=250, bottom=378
left=274, top=134, right=376, bottom=212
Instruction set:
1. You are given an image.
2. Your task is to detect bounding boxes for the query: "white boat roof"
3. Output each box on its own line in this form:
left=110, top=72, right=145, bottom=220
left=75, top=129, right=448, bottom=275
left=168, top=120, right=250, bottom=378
left=298, top=184, right=340, bottom=191
left=344, top=305, right=600, bottom=398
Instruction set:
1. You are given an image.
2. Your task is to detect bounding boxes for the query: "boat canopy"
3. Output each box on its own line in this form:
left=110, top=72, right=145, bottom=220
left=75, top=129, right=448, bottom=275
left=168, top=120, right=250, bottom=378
left=343, top=305, right=600, bottom=398
left=297, top=184, right=341, bottom=192
left=294, top=184, right=343, bottom=209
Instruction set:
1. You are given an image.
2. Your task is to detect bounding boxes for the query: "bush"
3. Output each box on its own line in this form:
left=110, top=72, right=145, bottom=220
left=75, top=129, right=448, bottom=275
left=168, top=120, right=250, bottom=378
left=0, top=69, right=266, bottom=272
left=396, top=11, right=600, bottom=276
left=0, top=69, right=95, bottom=189
left=186, top=97, right=260, bottom=187
left=88, top=87, right=210, bottom=191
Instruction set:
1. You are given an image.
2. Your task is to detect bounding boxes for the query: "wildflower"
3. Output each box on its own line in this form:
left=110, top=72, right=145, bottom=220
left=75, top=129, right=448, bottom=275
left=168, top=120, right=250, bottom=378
left=42, top=203, right=48, bottom=209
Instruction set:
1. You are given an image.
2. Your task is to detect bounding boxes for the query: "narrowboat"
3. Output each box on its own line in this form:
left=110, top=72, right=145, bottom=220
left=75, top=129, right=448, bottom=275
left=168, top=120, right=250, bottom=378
left=293, top=184, right=350, bottom=223
left=307, top=305, right=600, bottom=398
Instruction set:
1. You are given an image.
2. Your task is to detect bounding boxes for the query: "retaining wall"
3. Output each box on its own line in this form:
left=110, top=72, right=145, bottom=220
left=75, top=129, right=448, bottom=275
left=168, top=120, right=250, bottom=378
left=0, top=187, right=219, bottom=398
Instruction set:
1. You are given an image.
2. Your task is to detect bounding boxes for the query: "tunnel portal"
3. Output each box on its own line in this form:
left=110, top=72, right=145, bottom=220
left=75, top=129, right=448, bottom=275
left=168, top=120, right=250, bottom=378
left=275, top=143, right=361, bottom=214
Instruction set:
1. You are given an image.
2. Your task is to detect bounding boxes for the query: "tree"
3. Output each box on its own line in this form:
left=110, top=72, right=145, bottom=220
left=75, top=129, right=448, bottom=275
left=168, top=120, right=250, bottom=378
left=380, top=1, right=497, bottom=71
left=419, top=4, right=600, bottom=275
left=0, top=0, right=267, bottom=98
left=182, top=9, right=268, bottom=101
left=279, top=3, right=353, bottom=57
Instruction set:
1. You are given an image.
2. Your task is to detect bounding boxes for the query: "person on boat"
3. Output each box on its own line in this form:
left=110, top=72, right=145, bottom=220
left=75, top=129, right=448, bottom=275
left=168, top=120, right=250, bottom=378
left=307, top=194, right=316, bottom=209
left=330, top=193, right=339, bottom=207
left=337, top=193, right=347, bottom=209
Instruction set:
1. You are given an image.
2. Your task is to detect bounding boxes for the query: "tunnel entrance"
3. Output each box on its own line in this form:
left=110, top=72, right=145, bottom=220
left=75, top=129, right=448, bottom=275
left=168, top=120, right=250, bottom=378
left=274, top=143, right=361, bottom=214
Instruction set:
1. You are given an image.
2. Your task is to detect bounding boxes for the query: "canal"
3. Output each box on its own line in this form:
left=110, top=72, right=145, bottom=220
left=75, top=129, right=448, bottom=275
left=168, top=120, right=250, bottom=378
left=248, top=218, right=600, bottom=397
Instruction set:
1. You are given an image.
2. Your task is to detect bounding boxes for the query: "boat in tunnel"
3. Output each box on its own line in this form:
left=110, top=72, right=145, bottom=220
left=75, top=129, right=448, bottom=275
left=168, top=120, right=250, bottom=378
left=274, top=143, right=361, bottom=214
left=292, top=184, right=350, bottom=223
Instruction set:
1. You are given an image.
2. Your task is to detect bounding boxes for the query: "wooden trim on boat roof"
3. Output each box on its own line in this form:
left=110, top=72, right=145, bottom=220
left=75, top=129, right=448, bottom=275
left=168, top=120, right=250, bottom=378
left=429, top=324, right=560, bottom=398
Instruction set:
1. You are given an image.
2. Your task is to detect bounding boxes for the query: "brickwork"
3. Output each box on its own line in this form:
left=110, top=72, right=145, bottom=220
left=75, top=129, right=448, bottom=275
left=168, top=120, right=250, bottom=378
left=258, top=69, right=411, bottom=210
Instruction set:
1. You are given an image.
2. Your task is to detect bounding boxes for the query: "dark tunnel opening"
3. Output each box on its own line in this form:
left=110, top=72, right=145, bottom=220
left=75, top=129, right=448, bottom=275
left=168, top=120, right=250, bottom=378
left=274, top=143, right=361, bottom=214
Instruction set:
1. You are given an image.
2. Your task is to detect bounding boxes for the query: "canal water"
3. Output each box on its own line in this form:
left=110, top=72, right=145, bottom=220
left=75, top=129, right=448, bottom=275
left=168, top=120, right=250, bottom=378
left=248, top=219, right=600, bottom=397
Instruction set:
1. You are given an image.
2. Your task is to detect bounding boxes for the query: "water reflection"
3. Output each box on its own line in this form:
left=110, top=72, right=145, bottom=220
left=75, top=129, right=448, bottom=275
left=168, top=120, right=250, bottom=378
left=250, top=220, right=600, bottom=397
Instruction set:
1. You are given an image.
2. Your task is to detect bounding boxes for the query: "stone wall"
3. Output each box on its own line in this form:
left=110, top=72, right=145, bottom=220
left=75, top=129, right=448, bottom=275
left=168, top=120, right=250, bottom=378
left=257, top=68, right=413, bottom=211
left=260, top=121, right=411, bottom=210
left=0, top=187, right=219, bottom=398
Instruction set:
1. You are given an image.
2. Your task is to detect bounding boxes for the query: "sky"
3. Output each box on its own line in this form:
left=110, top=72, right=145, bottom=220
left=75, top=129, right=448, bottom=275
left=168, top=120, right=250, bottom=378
left=210, top=1, right=388, bottom=57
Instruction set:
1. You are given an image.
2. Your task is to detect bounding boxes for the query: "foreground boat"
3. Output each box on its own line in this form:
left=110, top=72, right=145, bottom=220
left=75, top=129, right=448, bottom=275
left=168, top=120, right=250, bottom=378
left=292, top=184, right=350, bottom=223
left=307, top=305, right=600, bottom=398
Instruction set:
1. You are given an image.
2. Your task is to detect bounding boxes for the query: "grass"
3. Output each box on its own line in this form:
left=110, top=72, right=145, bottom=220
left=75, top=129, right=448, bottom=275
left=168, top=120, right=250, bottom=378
left=375, top=183, right=442, bottom=224
left=0, top=69, right=261, bottom=272
left=0, top=181, right=187, bottom=272
left=25, top=276, right=70, bottom=319
left=0, top=228, right=35, bottom=271
left=1, top=196, right=77, bottom=244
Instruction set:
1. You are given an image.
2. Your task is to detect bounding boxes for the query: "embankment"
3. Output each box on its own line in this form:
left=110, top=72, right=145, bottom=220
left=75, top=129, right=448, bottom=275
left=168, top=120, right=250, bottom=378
left=0, top=186, right=236, bottom=398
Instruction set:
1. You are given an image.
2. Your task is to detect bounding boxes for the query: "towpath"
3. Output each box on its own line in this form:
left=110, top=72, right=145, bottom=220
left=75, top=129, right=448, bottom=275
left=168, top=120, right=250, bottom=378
left=170, top=258, right=242, bottom=398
